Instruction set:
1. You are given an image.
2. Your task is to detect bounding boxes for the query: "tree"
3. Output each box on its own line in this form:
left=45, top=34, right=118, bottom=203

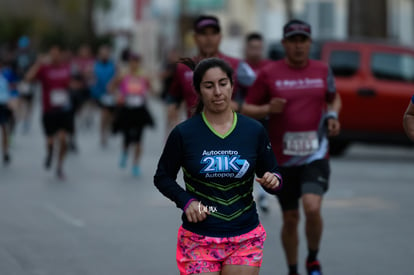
left=85, top=0, right=112, bottom=44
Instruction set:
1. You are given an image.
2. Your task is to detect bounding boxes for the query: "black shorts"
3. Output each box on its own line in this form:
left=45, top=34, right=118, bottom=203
left=112, top=105, right=154, bottom=137
left=276, top=159, right=330, bottom=211
left=94, top=96, right=117, bottom=113
left=0, top=104, right=12, bottom=125
left=42, top=110, right=74, bottom=137
left=20, top=93, right=34, bottom=103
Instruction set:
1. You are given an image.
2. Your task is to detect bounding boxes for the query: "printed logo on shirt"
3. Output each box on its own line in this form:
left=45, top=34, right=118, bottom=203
left=47, top=68, right=70, bottom=79
left=275, top=78, right=324, bottom=90
left=198, top=201, right=218, bottom=214
left=200, top=150, right=249, bottom=179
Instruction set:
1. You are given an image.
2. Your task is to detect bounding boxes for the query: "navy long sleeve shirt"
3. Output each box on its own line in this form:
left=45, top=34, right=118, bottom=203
left=154, top=112, right=281, bottom=237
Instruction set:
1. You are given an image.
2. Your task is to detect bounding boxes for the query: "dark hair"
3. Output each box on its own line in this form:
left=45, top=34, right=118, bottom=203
left=246, top=32, right=263, bottom=43
left=180, top=57, right=234, bottom=114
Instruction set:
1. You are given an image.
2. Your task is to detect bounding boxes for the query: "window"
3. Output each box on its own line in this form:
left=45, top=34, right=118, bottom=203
left=329, top=50, right=360, bottom=77
left=371, top=52, right=414, bottom=82
left=301, top=1, right=335, bottom=38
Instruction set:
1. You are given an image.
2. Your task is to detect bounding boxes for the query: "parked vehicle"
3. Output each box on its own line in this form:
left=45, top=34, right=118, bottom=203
left=268, top=39, right=414, bottom=155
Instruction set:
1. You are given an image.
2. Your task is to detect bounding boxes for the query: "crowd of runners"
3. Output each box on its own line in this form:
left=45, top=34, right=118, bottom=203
left=153, top=15, right=342, bottom=275
left=2, top=13, right=413, bottom=275
left=0, top=37, right=155, bottom=179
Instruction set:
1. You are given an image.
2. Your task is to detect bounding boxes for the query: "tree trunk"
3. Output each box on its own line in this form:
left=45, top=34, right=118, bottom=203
left=348, top=0, right=387, bottom=38
left=285, top=0, right=294, bottom=21
left=86, top=0, right=96, bottom=43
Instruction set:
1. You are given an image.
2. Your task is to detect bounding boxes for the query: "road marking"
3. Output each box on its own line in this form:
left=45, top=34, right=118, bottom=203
left=44, top=204, right=85, bottom=228
left=324, top=197, right=398, bottom=210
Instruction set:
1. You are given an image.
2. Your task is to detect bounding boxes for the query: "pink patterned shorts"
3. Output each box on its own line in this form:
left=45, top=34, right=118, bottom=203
left=176, top=224, right=266, bottom=275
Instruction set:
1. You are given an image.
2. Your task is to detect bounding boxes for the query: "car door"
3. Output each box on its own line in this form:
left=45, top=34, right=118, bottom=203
left=367, top=45, right=414, bottom=133
left=321, top=42, right=371, bottom=132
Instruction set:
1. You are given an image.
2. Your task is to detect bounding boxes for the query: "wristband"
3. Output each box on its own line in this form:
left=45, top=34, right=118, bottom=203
left=183, top=198, right=197, bottom=212
left=325, top=111, right=338, bottom=120
left=272, top=172, right=283, bottom=191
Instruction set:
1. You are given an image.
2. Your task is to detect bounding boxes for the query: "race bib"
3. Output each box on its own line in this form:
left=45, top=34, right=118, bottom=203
left=101, top=94, right=115, bottom=106
left=50, top=89, right=69, bottom=107
left=283, top=131, right=319, bottom=156
left=125, top=95, right=144, bottom=107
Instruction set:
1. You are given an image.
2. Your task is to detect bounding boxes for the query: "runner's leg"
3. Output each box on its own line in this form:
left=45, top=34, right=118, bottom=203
left=56, top=129, right=67, bottom=179
left=281, top=209, right=300, bottom=274
left=302, top=194, right=323, bottom=253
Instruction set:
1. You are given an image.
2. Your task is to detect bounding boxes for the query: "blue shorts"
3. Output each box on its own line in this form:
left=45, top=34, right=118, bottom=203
left=10, top=90, right=19, bottom=98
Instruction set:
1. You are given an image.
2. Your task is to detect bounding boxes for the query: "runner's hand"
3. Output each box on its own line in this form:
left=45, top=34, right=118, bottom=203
left=269, top=98, right=287, bottom=114
left=185, top=201, right=209, bottom=223
left=327, top=118, right=340, bottom=136
left=256, top=172, right=280, bottom=190
left=36, top=54, right=50, bottom=65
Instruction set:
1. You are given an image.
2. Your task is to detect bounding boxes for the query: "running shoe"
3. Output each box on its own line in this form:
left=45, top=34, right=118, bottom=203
left=3, top=154, right=10, bottom=165
left=68, top=140, right=78, bottom=153
left=119, top=152, right=128, bottom=169
left=56, top=169, right=65, bottom=180
left=306, top=260, right=322, bottom=275
left=132, top=165, right=141, bottom=177
left=44, top=153, right=53, bottom=170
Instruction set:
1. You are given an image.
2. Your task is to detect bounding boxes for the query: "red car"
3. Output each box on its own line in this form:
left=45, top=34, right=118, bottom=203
left=268, top=40, right=414, bottom=155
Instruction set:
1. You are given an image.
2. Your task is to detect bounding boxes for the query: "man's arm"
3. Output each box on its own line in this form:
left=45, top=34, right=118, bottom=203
left=324, top=66, right=341, bottom=136
left=403, top=97, right=414, bottom=141
left=241, top=69, right=286, bottom=119
left=25, top=60, right=42, bottom=82
left=165, top=65, right=184, bottom=131
left=327, top=92, right=341, bottom=114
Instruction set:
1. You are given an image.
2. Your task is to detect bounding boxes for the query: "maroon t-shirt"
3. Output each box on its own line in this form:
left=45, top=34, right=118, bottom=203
left=240, top=59, right=273, bottom=99
left=36, top=63, right=72, bottom=113
left=245, top=59, right=336, bottom=166
left=168, top=53, right=241, bottom=117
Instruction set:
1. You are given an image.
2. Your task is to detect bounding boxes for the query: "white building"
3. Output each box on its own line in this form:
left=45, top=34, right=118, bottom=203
left=94, top=0, right=414, bottom=70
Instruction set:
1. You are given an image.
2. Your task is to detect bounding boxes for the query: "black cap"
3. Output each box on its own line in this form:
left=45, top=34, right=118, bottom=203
left=283, top=19, right=311, bottom=38
left=193, top=15, right=221, bottom=33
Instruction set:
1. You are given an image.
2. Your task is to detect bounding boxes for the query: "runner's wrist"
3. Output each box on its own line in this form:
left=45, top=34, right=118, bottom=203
left=265, top=104, right=271, bottom=116
left=183, top=198, right=197, bottom=211
left=272, top=172, right=283, bottom=191
left=325, top=111, right=338, bottom=120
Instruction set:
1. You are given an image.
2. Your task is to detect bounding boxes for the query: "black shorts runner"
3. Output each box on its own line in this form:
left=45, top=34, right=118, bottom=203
left=112, top=105, right=154, bottom=139
left=276, top=159, right=330, bottom=211
left=0, top=104, right=12, bottom=125
left=42, top=110, right=73, bottom=137
left=21, top=93, right=34, bottom=103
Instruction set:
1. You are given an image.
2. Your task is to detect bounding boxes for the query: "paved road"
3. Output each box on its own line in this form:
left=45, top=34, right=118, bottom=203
left=0, top=97, right=413, bottom=275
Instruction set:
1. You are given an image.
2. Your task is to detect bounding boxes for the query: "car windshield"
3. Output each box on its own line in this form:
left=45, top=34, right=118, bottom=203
left=371, top=52, right=414, bottom=82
